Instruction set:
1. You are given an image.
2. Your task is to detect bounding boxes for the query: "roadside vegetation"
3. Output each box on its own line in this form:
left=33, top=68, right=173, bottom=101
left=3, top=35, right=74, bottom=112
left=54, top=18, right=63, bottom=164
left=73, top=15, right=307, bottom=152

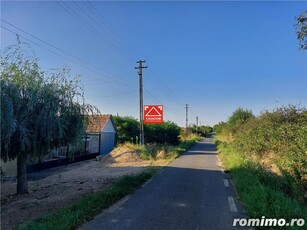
left=214, top=106, right=307, bottom=228
left=15, top=131, right=200, bottom=230
left=113, top=115, right=202, bottom=162
left=3, top=39, right=205, bottom=230
left=16, top=168, right=159, bottom=230
left=119, top=131, right=201, bottom=161
left=1, top=40, right=98, bottom=194
left=113, top=116, right=182, bottom=145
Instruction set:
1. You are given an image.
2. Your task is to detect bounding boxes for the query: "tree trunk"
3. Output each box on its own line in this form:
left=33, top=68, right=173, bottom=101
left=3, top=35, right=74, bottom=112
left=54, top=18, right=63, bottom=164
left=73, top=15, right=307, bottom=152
left=17, top=154, right=29, bottom=194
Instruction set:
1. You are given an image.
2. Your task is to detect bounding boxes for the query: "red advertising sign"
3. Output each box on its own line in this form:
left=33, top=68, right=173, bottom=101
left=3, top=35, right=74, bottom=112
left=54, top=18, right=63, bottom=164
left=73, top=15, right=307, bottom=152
left=144, top=105, right=163, bottom=124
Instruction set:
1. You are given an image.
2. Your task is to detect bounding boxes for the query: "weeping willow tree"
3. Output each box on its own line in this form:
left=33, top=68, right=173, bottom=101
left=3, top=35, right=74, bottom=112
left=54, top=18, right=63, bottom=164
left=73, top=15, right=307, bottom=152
left=294, top=11, right=307, bottom=50
left=1, top=40, right=98, bottom=194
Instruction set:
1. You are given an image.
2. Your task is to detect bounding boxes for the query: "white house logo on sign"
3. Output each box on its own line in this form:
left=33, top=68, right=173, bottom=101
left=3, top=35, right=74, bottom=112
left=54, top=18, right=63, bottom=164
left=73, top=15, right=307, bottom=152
left=144, top=105, right=163, bottom=124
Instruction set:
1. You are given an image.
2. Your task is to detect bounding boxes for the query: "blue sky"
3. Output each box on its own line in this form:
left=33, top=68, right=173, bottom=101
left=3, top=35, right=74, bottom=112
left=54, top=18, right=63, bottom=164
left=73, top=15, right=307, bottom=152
left=1, top=1, right=306, bottom=126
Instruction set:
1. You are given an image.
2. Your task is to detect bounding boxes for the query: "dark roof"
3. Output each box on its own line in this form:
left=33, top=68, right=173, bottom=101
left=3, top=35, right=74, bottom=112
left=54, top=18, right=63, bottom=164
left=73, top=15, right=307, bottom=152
left=86, top=115, right=112, bottom=133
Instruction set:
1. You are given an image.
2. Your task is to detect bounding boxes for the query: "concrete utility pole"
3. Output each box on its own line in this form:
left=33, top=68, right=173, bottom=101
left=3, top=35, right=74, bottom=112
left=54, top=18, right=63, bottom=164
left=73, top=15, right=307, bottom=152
left=135, top=60, right=147, bottom=146
left=196, top=116, right=198, bottom=132
left=185, top=104, right=189, bottom=130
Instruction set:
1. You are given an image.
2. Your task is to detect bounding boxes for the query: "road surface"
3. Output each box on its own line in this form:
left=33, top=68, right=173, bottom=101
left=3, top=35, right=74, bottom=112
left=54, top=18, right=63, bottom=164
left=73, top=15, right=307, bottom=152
left=80, top=138, right=246, bottom=230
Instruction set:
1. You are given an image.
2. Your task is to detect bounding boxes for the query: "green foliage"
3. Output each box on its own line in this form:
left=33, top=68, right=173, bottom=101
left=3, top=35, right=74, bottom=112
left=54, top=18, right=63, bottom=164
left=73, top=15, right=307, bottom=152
left=216, top=141, right=307, bottom=228
left=294, top=11, right=307, bottom=50
left=1, top=40, right=97, bottom=161
left=191, top=125, right=213, bottom=137
left=227, top=107, right=254, bottom=134
left=113, top=116, right=139, bottom=144
left=113, top=116, right=181, bottom=146
left=233, top=105, right=307, bottom=196
left=176, top=132, right=202, bottom=153
left=213, top=121, right=229, bottom=135
left=1, top=40, right=98, bottom=194
left=16, top=168, right=159, bottom=230
left=120, top=132, right=200, bottom=161
left=120, top=142, right=145, bottom=152
left=215, top=105, right=307, bottom=226
left=139, top=144, right=178, bottom=161
left=144, top=121, right=181, bottom=145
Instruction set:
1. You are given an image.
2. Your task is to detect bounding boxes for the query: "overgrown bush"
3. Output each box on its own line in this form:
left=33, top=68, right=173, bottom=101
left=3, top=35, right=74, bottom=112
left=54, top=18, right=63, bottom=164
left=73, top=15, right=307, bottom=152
left=213, top=108, right=254, bottom=138
left=213, top=122, right=233, bottom=142
left=113, top=117, right=181, bottom=146
left=233, top=106, right=307, bottom=197
left=227, top=107, right=255, bottom=135
left=113, top=116, right=139, bottom=144
left=144, top=121, right=181, bottom=145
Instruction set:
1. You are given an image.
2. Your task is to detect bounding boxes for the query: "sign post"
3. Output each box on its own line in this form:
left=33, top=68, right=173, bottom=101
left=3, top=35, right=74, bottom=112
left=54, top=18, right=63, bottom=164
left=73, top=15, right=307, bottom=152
left=144, top=105, right=164, bottom=124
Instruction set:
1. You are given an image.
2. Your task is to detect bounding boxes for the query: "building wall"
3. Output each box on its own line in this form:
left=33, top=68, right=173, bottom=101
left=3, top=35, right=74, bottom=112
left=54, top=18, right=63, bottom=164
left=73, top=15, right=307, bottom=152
left=100, top=118, right=116, bottom=155
left=102, top=119, right=116, bottom=133
left=100, top=133, right=116, bottom=155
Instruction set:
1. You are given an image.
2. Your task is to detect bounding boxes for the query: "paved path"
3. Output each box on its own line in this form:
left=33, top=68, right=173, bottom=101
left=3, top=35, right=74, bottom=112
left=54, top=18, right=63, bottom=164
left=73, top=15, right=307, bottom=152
left=81, top=138, right=246, bottom=230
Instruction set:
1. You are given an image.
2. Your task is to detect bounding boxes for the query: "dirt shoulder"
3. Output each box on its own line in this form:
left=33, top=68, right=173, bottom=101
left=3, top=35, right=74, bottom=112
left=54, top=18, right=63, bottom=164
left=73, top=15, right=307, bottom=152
left=1, top=147, right=170, bottom=230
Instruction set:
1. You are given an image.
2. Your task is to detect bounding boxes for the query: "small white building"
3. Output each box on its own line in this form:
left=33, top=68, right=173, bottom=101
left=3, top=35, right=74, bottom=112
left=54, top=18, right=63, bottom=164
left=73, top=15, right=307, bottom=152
left=87, top=115, right=117, bottom=155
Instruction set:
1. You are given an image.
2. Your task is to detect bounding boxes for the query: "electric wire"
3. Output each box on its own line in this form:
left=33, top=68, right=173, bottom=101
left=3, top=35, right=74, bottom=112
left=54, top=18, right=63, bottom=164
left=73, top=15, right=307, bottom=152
left=2, top=3, right=187, bottom=119
left=145, top=90, right=183, bottom=116
left=56, top=1, right=186, bottom=113
left=1, top=21, right=132, bottom=86
left=56, top=1, right=135, bottom=65
left=84, top=1, right=141, bottom=60
left=77, top=1, right=139, bottom=62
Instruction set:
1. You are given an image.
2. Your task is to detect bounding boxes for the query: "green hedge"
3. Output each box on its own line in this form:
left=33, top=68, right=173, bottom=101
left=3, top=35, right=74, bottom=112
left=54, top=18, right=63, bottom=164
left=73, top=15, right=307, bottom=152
left=113, top=116, right=181, bottom=145
left=233, top=106, right=307, bottom=198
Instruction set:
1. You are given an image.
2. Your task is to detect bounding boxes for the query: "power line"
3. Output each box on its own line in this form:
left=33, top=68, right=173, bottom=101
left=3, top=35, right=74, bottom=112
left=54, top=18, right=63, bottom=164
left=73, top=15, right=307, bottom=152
left=2, top=22, right=183, bottom=123
left=1, top=25, right=99, bottom=74
left=146, top=70, right=184, bottom=108
left=56, top=1, right=135, bottom=65
left=2, top=25, right=137, bottom=101
left=81, top=1, right=139, bottom=61
left=57, top=1, right=123, bottom=58
left=2, top=5, right=186, bottom=123
left=56, top=2, right=185, bottom=114
left=84, top=1, right=141, bottom=60
left=145, top=89, right=162, bottom=104
left=145, top=89, right=183, bottom=117
left=1, top=20, right=131, bottom=85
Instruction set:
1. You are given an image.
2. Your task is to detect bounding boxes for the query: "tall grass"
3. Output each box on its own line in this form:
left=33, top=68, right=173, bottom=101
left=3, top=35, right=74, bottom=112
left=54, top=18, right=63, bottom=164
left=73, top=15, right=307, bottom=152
left=119, top=133, right=201, bottom=161
left=176, top=133, right=201, bottom=154
left=216, top=139, right=307, bottom=229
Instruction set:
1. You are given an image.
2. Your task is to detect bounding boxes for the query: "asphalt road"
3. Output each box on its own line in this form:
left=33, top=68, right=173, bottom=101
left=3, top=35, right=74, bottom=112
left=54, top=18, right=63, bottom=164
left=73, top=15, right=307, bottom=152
left=81, top=138, right=246, bottom=230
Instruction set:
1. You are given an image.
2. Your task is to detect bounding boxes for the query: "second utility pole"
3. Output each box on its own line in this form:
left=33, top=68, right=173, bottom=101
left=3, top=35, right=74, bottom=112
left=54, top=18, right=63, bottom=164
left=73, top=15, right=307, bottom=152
left=135, top=60, right=147, bottom=146
left=185, top=104, right=189, bottom=131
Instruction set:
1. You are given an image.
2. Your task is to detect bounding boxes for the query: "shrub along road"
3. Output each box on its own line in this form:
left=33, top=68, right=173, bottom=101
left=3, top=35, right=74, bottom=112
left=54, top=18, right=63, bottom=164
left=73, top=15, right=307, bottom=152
left=80, top=138, right=245, bottom=230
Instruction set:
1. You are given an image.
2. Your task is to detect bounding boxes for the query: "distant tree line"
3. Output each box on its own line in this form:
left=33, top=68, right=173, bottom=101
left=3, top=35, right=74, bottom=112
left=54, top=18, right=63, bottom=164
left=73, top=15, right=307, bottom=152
left=190, top=125, right=213, bottom=137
